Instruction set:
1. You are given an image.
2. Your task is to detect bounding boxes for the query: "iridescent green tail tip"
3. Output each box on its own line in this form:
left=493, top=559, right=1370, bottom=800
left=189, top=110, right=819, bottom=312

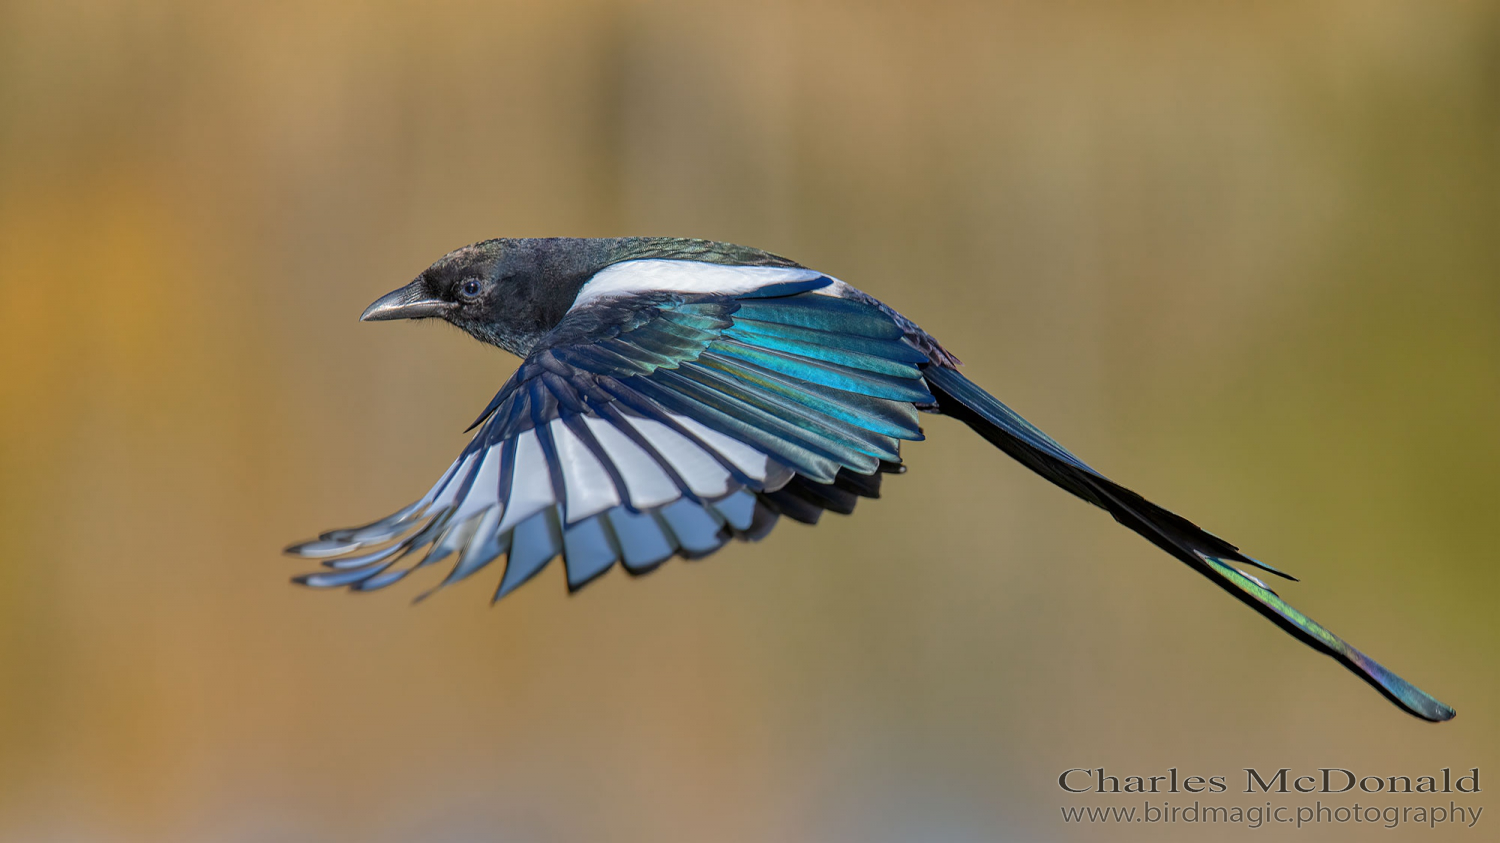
left=1202, top=557, right=1455, bottom=722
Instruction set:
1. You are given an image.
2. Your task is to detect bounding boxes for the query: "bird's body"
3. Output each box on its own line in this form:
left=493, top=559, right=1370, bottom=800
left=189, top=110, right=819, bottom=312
left=288, top=237, right=1454, bottom=722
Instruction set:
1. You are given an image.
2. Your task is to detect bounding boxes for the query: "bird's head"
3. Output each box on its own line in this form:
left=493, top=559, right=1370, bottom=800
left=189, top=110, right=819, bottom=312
left=360, top=239, right=604, bottom=357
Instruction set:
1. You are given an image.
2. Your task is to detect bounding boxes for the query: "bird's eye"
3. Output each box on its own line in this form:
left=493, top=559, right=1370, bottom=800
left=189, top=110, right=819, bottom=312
left=459, top=279, right=483, bottom=299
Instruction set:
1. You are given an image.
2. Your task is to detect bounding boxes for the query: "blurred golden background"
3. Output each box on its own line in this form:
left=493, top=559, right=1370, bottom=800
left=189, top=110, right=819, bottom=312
left=1, top=1, right=1496, bottom=840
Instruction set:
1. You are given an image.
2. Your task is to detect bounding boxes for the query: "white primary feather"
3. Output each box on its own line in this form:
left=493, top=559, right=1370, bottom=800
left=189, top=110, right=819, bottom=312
left=668, top=412, right=788, bottom=488
left=569, top=260, right=827, bottom=310
left=452, top=505, right=506, bottom=576
left=580, top=415, right=680, bottom=509
left=494, top=430, right=559, bottom=534
left=620, top=415, right=733, bottom=498
left=425, top=451, right=478, bottom=512
left=447, top=445, right=502, bottom=522
left=548, top=418, right=622, bottom=523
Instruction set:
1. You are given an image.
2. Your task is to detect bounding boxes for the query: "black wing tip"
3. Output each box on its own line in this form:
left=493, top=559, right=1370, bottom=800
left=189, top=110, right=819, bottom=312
left=621, top=559, right=670, bottom=577
left=490, top=563, right=551, bottom=605
left=565, top=561, right=617, bottom=594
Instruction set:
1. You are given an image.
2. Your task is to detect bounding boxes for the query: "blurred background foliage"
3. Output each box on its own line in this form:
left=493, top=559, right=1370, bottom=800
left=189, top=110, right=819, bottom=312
left=0, top=1, right=1496, bottom=841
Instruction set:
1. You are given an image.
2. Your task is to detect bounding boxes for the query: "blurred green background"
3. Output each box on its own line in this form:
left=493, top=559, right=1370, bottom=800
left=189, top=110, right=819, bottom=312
left=1, top=1, right=1496, bottom=841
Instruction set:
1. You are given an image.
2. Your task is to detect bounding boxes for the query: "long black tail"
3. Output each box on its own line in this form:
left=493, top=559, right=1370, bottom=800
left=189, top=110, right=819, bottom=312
left=923, top=364, right=1454, bottom=722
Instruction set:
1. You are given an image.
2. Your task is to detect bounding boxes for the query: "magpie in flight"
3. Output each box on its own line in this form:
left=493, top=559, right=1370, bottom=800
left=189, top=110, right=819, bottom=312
left=287, top=237, right=1453, bottom=722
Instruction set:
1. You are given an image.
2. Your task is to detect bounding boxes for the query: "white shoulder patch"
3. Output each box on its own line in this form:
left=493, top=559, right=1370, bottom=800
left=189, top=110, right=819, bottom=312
left=570, top=259, right=828, bottom=311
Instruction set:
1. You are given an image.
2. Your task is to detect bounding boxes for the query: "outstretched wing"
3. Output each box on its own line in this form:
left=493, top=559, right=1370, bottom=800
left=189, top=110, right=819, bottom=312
left=287, top=277, right=933, bottom=601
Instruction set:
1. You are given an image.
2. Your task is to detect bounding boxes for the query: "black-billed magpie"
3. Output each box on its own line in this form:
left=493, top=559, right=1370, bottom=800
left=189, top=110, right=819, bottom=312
left=287, top=237, right=1454, bottom=722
